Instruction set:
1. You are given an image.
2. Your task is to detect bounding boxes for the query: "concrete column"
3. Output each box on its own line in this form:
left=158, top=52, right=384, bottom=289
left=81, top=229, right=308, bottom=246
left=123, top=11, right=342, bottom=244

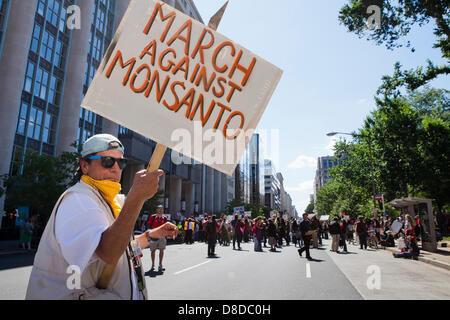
left=0, top=0, right=38, bottom=227
left=183, top=182, right=194, bottom=216
left=56, top=0, right=94, bottom=155
left=204, top=166, right=214, bottom=214
left=169, top=175, right=181, bottom=216
left=214, top=170, right=222, bottom=214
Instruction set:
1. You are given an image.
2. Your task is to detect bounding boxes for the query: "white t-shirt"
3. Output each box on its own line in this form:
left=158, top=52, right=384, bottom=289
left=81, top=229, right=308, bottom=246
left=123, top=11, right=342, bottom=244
left=55, top=192, right=142, bottom=300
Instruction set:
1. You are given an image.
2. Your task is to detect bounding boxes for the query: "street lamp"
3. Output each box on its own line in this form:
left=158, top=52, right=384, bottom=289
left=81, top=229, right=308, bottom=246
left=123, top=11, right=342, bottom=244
left=327, top=131, right=378, bottom=218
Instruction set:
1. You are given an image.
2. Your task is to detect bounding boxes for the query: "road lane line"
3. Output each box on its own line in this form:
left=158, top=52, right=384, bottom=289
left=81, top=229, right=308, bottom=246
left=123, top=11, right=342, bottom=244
left=306, top=263, right=311, bottom=278
left=174, top=260, right=212, bottom=275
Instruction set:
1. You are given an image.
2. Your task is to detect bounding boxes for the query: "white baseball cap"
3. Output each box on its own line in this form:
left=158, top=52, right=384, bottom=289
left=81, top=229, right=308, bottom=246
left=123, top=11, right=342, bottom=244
left=81, top=134, right=124, bottom=158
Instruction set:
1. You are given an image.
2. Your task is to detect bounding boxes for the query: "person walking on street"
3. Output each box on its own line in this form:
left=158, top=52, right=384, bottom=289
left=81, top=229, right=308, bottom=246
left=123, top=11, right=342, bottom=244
left=329, top=216, right=341, bottom=252
left=184, top=218, right=195, bottom=244
left=340, top=217, right=348, bottom=252
left=26, top=134, right=178, bottom=300
left=310, top=215, right=320, bottom=248
left=206, top=216, right=219, bottom=257
left=20, top=218, right=34, bottom=251
left=356, top=216, right=368, bottom=250
left=267, top=218, right=278, bottom=252
left=253, top=217, right=263, bottom=252
left=231, top=215, right=243, bottom=250
left=147, top=205, right=168, bottom=272
left=298, top=213, right=313, bottom=260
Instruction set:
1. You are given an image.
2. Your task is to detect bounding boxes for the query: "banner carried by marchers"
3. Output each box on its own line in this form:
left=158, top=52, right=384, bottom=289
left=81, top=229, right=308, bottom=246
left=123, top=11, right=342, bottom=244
left=81, top=0, right=282, bottom=175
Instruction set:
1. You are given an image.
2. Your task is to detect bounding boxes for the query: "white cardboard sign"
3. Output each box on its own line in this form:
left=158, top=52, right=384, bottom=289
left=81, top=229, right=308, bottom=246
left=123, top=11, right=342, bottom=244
left=81, top=0, right=282, bottom=176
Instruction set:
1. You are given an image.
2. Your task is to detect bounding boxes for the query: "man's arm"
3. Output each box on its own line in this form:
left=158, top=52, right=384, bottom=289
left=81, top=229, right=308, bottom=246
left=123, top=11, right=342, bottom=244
left=95, top=170, right=171, bottom=265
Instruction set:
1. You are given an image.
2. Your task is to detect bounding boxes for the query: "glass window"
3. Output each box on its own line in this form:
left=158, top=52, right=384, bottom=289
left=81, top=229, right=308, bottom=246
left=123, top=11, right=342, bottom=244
left=17, top=102, right=29, bottom=135
left=24, top=61, right=35, bottom=93
left=46, top=0, right=60, bottom=27
left=40, top=30, right=55, bottom=62
left=27, top=107, right=36, bottom=138
left=37, top=0, right=46, bottom=16
left=43, top=113, right=56, bottom=144
left=34, top=67, right=49, bottom=100
left=31, top=23, right=41, bottom=53
left=34, top=109, right=43, bottom=140
left=59, top=6, right=66, bottom=33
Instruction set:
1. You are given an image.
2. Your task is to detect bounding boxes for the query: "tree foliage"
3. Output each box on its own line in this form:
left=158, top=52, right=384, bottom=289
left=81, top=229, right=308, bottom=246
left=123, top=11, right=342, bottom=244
left=339, top=1, right=449, bottom=92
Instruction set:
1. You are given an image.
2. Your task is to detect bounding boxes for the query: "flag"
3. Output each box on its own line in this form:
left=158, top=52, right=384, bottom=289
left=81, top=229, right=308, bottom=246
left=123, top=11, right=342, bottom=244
left=375, top=194, right=383, bottom=201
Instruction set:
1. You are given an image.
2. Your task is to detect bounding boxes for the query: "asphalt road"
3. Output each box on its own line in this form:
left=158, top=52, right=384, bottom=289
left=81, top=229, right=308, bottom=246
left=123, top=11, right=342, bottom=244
left=0, top=238, right=449, bottom=300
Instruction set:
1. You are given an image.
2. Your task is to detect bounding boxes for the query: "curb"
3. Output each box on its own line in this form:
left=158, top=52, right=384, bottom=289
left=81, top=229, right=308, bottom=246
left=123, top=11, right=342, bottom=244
left=384, top=247, right=450, bottom=272
left=0, top=249, right=34, bottom=257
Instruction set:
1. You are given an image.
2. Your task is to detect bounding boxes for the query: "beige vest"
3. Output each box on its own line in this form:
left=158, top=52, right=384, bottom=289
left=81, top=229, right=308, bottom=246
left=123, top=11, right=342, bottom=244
left=25, top=181, right=148, bottom=300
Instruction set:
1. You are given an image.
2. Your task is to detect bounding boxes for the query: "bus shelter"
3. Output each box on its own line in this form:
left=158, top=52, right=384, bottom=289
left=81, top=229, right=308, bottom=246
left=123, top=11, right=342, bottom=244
left=389, top=198, right=437, bottom=252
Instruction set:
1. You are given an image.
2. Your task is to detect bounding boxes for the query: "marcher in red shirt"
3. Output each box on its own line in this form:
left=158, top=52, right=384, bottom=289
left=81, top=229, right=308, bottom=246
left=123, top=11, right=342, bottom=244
left=147, top=205, right=168, bottom=272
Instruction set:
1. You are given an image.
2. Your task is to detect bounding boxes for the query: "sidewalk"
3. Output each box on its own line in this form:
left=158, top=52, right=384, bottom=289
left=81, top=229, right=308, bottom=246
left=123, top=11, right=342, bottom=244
left=382, top=239, right=450, bottom=272
left=0, top=240, right=34, bottom=257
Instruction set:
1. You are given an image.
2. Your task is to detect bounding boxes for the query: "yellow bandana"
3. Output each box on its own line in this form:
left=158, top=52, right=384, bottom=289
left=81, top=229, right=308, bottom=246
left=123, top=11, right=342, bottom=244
left=81, top=175, right=122, bottom=219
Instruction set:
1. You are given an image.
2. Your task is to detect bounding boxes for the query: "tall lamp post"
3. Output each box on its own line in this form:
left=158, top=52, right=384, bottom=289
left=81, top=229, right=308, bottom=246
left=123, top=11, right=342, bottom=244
left=327, top=132, right=378, bottom=218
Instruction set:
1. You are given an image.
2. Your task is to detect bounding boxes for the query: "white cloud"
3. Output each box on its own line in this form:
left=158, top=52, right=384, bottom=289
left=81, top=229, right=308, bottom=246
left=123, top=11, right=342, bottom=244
left=285, top=180, right=314, bottom=193
left=357, top=98, right=368, bottom=104
left=288, top=155, right=316, bottom=169
left=285, top=180, right=315, bottom=213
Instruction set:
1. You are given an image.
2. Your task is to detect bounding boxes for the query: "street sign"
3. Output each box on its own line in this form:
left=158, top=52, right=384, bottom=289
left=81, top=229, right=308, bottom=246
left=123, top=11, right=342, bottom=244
left=81, top=0, right=283, bottom=176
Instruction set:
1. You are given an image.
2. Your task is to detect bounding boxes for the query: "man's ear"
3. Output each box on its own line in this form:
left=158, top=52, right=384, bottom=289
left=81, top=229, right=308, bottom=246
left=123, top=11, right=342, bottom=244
left=80, top=159, right=89, bottom=175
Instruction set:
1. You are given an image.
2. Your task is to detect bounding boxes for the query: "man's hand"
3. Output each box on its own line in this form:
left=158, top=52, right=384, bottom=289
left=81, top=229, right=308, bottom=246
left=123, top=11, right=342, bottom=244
left=128, top=169, right=164, bottom=202
left=149, top=222, right=178, bottom=240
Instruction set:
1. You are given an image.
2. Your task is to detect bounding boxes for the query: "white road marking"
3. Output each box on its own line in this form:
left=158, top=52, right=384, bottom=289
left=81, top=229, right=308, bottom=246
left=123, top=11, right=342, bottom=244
left=174, top=260, right=212, bottom=275
left=306, top=263, right=311, bottom=278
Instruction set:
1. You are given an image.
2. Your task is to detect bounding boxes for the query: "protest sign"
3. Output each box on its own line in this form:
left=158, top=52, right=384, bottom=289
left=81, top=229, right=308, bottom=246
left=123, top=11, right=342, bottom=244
left=81, top=0, right=282, bottom=175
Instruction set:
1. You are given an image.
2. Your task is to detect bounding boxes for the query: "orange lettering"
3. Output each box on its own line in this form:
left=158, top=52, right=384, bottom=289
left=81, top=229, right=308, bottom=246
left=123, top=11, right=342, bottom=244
left=195, top=65, right=216, bottom=92
left=223, top=111, right=245, bottom=140
left=105, top=50, right=136, bottom=86
left=139, top=40, right=157, bottom=66
left=172, top=56, right=190, bottom=80
left=213, top=102, right=231, bottom=130
left=143, top=2, right=176, bottom=42
left=228, top=50, right=256, bottom=86
left=162, top=81, right=185, bottom=110
left=191, top=28, right=215, bottom=64
left=144, top=69, right=170, bottom=103
left=167, top=19, right=192, bottom=56
left=158, top=48, right=176, bottom=71
left=226, top=80, right=242, bottom=103
left=212, top=41, right=235, bottom=74
left=130, top=64, right=151, bottom=93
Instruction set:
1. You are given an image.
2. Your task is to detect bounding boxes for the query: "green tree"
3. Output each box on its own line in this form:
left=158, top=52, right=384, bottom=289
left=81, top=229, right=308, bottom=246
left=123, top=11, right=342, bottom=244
left=304, top=201, right=315, bottom=214
left=1, top=148, right=78, bottom=230
left=141, top=190, right=164, bottom=217
left=339, top=1, right=449, bottom=91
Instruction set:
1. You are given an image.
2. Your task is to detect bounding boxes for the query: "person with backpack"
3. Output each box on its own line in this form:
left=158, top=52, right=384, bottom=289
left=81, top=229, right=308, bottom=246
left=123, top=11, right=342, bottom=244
left=329, top=216, right=341, bottom=253
left=147, top=205, right=169, bottom=272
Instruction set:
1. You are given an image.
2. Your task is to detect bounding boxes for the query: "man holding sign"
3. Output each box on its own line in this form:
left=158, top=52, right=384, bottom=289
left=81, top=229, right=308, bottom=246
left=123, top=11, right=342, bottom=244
left=26, top=134, right=178, bottom=300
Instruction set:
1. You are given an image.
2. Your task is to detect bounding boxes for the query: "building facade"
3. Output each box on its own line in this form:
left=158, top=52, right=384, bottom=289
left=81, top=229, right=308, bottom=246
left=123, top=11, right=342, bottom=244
left=264, top=159, right=281, bottom=211
left=313, top=155, right=343, bottom=201
left=0, top=0, right=235, bottom=230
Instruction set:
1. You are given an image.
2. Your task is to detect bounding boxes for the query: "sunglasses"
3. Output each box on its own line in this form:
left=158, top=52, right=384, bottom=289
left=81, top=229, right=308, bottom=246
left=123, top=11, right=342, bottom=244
left=86, top=156, right=128, bottom=170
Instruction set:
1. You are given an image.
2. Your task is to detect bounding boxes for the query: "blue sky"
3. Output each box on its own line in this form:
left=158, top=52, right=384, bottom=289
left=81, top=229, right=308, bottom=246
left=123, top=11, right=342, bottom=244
left=193, top=0, right=449, bottom=213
